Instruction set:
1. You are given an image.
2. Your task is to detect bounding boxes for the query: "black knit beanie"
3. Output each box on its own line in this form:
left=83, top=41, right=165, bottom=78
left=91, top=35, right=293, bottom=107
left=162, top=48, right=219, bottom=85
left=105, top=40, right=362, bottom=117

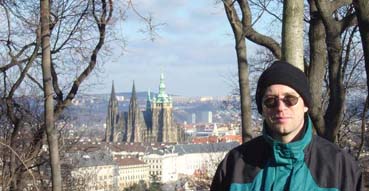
left=255, top=61, right=311, bottom=114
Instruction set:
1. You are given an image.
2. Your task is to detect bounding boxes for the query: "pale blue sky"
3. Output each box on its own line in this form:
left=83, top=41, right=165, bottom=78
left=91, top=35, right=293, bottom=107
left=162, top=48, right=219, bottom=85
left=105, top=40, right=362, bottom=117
left=88, top=0, right=272, bottom=97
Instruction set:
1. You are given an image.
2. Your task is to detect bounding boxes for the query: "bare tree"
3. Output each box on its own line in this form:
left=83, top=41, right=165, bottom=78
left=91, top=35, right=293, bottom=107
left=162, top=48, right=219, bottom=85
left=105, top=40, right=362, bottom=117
left=0, top=2, right=44, bottom=190
left=282, top=0, right=304, bottom=69
left=221, top=0, right=287, bottom=143
left=353, top=0, right=369, bottom=159
left=314, top=0, right=357, bottom=142
left=353, top=0, right=369, bottom=96
left=222, top=0, right=253, bottom=142
left=307, top=0, right=328, bottom=143
left=1, top=0, right=113, bottom=190
left=40, top=0, right=61, bottom=190
left=1, top=0, right=163, bottom=189
left=221, top=0, right=369, bottom=146
left=45, top=1, right=113, bottom=190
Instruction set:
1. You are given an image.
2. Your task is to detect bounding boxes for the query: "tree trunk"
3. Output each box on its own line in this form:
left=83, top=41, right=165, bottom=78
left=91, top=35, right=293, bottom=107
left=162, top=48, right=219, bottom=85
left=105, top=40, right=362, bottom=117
left=314, top=0, right=355, bottom=142
left=236, top=34, right=253, bottom=143
left=40, top=0, right=62, bottom=190
left=354, top=0, right=369, bottom=160
left=307, top=0, right=327, bottom=136
left=354, top=0, right=369, bottom=97
left=9, top=121, right=20, bottom=191
left=324, top=32, right=345, bottom=142
left=282, top=0, right=305, bottom=70
left=223, top=0, right=253, bottom=142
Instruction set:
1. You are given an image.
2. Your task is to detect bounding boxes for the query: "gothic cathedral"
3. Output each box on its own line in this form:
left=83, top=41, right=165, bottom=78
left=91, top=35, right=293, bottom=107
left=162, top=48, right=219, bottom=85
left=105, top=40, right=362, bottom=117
left=105, top=73, right=179, bottom=143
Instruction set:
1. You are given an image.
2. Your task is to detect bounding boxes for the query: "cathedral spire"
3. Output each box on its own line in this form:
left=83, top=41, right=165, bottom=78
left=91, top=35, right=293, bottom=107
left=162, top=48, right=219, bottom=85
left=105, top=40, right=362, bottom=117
left=111, top=81, right=116, bottom=98
left=106, top=80, right=119, bottom=143
left=128, top=81, right=137, bottom=113
left=146, top=89, right=151, bottom=110
left=155, top=73, right=171, bottom=104
left=109, top=81, right=117, bottom=104
left=158, top=73, right=166, bottom=96
left=147, top=88, right=151, bottom=100
left=129, top=81, right=138, bottom=111
left=131, top=81, right=136, bottom=101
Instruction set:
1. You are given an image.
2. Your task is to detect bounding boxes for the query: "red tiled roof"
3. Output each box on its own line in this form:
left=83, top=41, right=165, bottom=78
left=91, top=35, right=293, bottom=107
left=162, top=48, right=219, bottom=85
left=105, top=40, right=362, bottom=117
left=192, top=136, right=219, bottom=144
left=192, top=135, right=243, bottom=144
left=65, top=144, right=104, bottom=152
left=182, top=125, right=196, bottom=131
left=220, top=135, right=242, bottom=144
left=109, top=143, right=146, bottom=152
left=115, top=158, right=146, bottom=166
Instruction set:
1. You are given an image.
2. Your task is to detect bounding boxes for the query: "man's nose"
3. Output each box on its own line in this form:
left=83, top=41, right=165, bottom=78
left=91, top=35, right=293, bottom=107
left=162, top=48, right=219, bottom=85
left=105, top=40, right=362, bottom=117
left=276, top=99, right=288, bottom=110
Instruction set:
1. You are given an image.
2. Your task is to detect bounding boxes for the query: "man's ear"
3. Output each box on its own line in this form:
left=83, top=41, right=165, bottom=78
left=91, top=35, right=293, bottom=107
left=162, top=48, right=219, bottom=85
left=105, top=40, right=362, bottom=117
left=304, top=106, right=308, bottom=113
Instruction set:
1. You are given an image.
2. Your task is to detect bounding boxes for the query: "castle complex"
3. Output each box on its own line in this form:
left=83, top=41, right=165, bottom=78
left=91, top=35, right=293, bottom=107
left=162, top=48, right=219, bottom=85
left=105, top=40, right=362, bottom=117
left=105, top=73, right=180, bottom=143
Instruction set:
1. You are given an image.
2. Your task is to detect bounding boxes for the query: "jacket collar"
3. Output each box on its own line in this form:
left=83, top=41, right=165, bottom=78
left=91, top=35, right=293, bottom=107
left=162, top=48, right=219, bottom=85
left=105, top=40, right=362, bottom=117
left=263, top=115, right=312, bottom=165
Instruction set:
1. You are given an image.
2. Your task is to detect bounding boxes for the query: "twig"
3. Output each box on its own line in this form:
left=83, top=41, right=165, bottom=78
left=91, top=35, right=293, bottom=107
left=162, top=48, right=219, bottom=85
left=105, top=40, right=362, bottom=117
left=0, top=141, right=40, bottom=191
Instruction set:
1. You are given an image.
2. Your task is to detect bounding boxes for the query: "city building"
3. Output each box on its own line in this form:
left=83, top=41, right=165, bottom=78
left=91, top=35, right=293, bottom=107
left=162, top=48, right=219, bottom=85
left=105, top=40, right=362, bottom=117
left=142, top=142, right=239, bottom=183
left=198, top=111, right=213, bottom=123
left=63, top=141, right=239, bottom=190
left=105, top=73, right=180, bottom=143
left=116, top=158, right=150, bottom=188
left=67, top=151, right=118, bottom=191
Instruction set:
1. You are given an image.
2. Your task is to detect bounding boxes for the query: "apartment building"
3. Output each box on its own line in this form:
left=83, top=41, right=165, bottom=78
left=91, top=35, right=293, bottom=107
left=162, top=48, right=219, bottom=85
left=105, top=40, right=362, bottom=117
left=116, top=158, right=150, bottom=189
left=142, top=142, right=239, bottom=183
left=64, top=141, right=239, bottom=190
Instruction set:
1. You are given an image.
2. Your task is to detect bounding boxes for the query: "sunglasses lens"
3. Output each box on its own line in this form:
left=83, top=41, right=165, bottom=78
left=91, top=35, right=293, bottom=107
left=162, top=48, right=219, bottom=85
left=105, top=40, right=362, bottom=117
left=263, top=97, right=278, bottom=108
left=263, top=95, right=299, bottom=108
left=283, top=95, right=299, bottom=107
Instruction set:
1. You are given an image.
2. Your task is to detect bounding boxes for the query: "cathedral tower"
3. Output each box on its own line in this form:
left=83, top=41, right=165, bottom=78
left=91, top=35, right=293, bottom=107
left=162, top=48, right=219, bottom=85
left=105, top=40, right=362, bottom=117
left=126, top=82, right=145, bottom=142
left=105, top=82, right=120, bottom=142
left=151, top=73, right=178, bottom=143
left=105, top=74, right=180, bottom=143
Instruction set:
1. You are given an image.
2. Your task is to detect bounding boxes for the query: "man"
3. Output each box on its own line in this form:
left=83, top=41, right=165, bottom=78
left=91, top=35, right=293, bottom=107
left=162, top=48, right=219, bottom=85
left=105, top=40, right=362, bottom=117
left=211, top=61, right=363, bottom=191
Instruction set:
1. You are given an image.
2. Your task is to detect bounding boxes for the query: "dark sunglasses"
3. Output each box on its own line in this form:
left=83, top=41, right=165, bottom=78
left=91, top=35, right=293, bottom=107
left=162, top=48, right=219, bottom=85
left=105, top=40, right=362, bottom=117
left=262, top=95, right=300, bottom=108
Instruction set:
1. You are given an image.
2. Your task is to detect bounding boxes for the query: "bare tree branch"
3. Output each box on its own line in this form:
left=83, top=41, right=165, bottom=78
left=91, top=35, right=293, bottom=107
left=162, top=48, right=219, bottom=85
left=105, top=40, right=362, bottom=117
left=0, top=141, right=39, bottom=191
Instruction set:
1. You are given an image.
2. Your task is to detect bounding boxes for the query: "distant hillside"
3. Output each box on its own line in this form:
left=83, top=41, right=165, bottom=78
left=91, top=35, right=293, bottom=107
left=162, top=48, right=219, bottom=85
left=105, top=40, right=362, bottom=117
left=66, top=92, right=233, bottom=126
left=87, top=91, right=180, bottom=100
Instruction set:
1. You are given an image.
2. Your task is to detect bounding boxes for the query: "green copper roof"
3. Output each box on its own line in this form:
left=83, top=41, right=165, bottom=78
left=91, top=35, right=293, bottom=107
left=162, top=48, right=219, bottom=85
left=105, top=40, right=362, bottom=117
left=158, top=73, right=166, bottom=95
left=147, top=89, right=151, bottom=100
left=154, top=73, right=172, bottom=104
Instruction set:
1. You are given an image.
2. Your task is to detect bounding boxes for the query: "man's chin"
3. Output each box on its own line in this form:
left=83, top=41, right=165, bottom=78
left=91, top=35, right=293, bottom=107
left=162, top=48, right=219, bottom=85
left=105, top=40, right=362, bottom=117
left=271, top=125, right=290, bottom=136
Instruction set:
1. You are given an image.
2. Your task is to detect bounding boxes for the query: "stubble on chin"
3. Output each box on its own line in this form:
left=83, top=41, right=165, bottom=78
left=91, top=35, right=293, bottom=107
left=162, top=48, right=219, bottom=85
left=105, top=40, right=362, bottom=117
left=270, top=125, right=290, bottom=137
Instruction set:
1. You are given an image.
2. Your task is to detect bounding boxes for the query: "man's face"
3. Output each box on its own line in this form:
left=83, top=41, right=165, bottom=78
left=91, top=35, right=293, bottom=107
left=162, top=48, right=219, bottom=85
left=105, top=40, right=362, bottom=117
left=262, top=84, right=308, bottom=143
